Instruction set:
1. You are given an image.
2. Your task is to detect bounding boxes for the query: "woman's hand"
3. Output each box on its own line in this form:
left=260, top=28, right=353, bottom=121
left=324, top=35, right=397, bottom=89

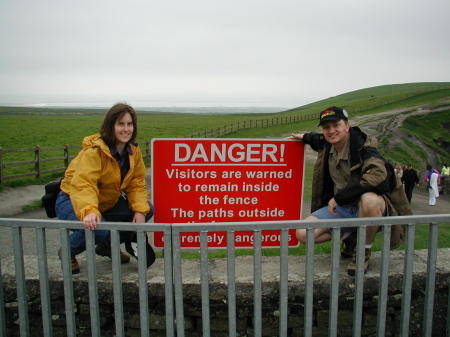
left=286, top=133, right=304, bottom=140
left=83, top=213, right=100, bottom=230
left=133, top=212, right=146, bottom=223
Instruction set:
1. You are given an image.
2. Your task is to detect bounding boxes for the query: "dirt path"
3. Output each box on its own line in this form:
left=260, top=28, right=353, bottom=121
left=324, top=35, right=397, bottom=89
left=0, top=185, right=46, bottom=217
left=353, top=105, right=450, bottom=168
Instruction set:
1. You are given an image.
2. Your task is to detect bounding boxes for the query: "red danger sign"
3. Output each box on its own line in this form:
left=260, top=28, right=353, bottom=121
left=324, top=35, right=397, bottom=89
left=151, top=139, right=305, bottom=248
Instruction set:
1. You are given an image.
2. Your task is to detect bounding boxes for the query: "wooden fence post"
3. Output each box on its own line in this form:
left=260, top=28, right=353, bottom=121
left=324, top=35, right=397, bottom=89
left=0, top=147, right=3, bottom=185
left=64, top=145, right=70, bottom=168
left=35, top=145, right=41, bottom=179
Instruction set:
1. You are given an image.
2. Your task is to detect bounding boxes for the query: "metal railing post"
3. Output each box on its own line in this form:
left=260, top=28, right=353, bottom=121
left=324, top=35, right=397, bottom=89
left=0, top=259, right=6, bottom=337
left=12, top=226, right=30, bottom=336
left=423, top=222, right=439, bottom=336
left=227, top=230, right=237, bottom=337
left=200, top=231, right=211, bottom=337
left=36, top=227, right=53, bottom=337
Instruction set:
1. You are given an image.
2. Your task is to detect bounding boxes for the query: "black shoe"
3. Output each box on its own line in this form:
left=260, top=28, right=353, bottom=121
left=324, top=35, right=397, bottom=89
left=58, top=247, right=80, bottom=274
left=95, top=241, right=131, bottom=264
left=124, top=231, right=156, bottom=268
left=341, top=232, right=357, bottom=258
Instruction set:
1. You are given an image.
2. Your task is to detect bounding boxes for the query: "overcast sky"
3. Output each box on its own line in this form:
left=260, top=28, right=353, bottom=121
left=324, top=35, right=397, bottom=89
left=1, top=0, right=449, bottom=108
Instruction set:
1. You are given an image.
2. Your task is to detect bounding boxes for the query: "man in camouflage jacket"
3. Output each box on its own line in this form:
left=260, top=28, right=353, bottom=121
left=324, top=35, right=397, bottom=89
left=288, top=106, right=412, bottom=275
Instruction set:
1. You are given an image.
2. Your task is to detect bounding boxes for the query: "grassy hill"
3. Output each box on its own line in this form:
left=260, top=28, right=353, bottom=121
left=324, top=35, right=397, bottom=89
left=297, top=82, right=450, bottom=109
left=1, top=81, right=450, bottom=190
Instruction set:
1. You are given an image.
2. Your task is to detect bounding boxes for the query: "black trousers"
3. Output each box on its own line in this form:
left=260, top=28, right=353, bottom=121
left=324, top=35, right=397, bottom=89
left=404, top=183, right=415, bottom=204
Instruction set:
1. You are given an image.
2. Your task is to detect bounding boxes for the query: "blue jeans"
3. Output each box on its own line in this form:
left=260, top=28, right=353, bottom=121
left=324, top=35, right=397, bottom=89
left=311, top=205, right=359, bottom=234
left=311, top=205, right=382, bottom=234
left=56, top=191, right=154, bottom=256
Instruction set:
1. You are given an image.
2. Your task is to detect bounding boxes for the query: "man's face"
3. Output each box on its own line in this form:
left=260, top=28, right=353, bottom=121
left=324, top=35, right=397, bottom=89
left=320, top=119, right=350, bottom=146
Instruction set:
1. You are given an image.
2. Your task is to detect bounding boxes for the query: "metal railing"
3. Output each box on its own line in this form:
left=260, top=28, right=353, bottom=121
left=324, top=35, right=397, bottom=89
left=1, top=214, right=450, bottom=336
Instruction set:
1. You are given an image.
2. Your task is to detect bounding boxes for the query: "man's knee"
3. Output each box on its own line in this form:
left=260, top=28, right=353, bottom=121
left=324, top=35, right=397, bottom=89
left=296, top=229, right=307, bottom=243
left=358, top=192, right=385, bottom=216
left=296, top=215, right=320, bottom=244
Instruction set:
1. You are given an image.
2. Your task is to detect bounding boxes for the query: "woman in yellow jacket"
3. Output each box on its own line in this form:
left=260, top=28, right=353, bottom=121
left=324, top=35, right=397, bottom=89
left=56, top=103, right=154, bottom=274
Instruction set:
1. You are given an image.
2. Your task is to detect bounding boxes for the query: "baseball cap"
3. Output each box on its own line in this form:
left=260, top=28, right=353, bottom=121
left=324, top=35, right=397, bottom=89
left=318, top=106, right=349, bottom=126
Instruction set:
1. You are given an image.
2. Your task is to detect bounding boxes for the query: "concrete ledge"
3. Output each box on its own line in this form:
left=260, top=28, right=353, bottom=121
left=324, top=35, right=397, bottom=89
left=1, top=248, right=447, bottom=284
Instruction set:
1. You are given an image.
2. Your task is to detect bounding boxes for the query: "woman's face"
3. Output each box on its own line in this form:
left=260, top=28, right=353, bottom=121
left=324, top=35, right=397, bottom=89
left=114, top=112, right=134, bottom=148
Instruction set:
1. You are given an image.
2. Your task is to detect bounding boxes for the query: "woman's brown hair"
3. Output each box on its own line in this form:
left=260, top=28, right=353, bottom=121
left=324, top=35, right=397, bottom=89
left=100, top=103, right=138, bottom=147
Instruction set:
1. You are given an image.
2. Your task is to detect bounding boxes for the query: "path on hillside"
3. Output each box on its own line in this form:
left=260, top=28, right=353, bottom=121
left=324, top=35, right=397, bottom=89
left=285, top=100, right=450, bottom=168
left=352, top=105, right=450, bottom=168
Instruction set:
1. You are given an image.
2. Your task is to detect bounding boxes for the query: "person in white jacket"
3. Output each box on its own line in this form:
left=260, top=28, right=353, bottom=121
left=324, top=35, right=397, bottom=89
left=424, top=165, right=440, bottom=206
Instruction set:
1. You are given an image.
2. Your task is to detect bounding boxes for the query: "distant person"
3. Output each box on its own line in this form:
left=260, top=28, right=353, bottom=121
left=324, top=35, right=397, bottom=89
left=287, top=106, right=412, bottom=275
left=401, top=164, right=420, bottom=203
left=395, top=165, right=403, bottom=181
left=55, top=103, right=154, bottom=274
left=423, top=164, right=440, bottom=206
left=442, top=164, right=450, bottom=176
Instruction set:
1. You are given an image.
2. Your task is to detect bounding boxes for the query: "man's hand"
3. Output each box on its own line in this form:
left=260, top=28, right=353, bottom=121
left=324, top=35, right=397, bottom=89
left=286, top=133, right=304, bottom=140
left=328, top=198, right=339, bottom=215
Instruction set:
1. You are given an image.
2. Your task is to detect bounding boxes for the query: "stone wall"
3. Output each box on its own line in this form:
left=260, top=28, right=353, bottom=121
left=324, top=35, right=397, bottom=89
left=2, top=249, right=450, bottom=336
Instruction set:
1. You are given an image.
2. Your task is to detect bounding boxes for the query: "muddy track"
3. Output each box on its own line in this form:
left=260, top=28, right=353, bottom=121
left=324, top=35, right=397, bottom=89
left=354, top=104, right=450, bottom=169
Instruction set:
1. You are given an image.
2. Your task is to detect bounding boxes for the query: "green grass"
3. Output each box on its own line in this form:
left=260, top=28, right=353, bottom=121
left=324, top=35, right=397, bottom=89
left=22, top=200, right=43, bottom=212
left=296, top=83, right=450, bottom=110
left=2, top=82, right=450, bottom=257
left=400, top=109, right=450, bottom=165
left=379, top=137, right=429, bottom=168
left=0, top=172, right=64, bottom=193
left=155, top=222, right=450, bottom=260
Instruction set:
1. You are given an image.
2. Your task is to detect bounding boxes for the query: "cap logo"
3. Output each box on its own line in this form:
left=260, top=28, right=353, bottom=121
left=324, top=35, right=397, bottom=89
left=320, top=110, right=335, bottom=119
